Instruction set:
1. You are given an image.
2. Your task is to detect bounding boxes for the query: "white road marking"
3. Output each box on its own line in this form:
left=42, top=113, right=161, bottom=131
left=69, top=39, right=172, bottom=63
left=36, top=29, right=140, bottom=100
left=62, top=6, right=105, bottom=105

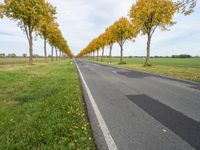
left=162, top=129, right=167, bottom=133
left=112, top=70, right=117, bottom=74
left=75, top=61, right=118, bottom=150
left=92, top=63, right=99, bottom=66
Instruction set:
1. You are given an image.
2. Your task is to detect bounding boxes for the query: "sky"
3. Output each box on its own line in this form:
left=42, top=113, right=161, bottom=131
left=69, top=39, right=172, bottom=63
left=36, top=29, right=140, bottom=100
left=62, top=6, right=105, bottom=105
left=0, top=0, right=199, bottom=56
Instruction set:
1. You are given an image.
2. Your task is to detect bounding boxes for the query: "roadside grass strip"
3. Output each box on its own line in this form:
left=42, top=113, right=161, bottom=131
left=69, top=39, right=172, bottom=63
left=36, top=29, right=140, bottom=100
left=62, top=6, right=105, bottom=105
left=0, top=60, right=96, bottom=150
left=86, top=57, right=200, bottom=83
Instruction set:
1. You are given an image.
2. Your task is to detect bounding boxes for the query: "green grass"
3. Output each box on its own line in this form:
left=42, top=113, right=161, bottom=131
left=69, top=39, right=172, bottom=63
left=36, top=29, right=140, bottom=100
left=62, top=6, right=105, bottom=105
left=87, top=57, right=200, bottom=83
left=0, top=59, right=96, bottom=150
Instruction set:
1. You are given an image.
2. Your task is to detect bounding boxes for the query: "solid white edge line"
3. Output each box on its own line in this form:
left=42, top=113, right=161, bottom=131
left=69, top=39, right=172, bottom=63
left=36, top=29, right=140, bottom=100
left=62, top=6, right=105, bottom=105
left=75, top=60, right=118, bottom=150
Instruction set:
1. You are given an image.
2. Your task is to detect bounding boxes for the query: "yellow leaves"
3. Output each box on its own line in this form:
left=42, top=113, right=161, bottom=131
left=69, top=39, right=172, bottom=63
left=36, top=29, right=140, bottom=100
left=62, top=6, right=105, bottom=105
left=0, top=3, right=4, bottom=18
left=72, top=123, right=78, bottom=129
left=3, top=0, right=73, bottom=58
left=112, top=17, right=137, bottom=45
left=77, top=0, right=179, bottom=58
left=98, top=33, right=108, bottom=48
left=5, top=0, right=45, bottom=26
left=129, top=0, right=177, bottom=35
left=105, top=26, right=115, bottom=45
left=47, top=22, right=73, bottom=58
left=77, top=17, right=138, bottom=57
left=38, top=2, right=56, bottom=38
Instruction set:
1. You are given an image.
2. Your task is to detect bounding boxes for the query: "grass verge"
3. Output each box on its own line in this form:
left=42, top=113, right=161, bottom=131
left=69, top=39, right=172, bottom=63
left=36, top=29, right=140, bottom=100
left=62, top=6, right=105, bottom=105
left=86, top=57, right=200, bottom=83
left=0, top=60, right=96, bottom=150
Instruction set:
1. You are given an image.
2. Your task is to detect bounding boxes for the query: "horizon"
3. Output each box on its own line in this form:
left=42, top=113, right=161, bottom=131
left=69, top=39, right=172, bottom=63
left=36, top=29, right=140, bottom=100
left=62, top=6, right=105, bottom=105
left=0, top=0, right=199, bottom=56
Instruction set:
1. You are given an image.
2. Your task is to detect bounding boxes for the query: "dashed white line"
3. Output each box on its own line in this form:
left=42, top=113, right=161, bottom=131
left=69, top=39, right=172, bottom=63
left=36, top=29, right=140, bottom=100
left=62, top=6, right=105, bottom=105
left=92, top=64, right=99, bottom=66
left=112, top=70, right=117, bottom=74
left=75, top=61, right=118, bottom=150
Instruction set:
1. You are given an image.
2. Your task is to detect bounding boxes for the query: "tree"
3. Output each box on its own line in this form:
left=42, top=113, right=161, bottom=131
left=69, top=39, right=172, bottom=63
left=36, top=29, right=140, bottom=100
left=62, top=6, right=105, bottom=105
left=0, top=53, right=6, bottom=57
left=112, top=17, right=137, bottom=64
left=51, top=46, right=54, bottom=62
left=4, top=0, right=47, bottom=65
left=7, top=53, right=16, bottom=57
left=47, top=24, right=59, bottom=62
left=129, top=0, right=177, bottom=66
left=22, top=53, right=27, bottom=57
left=89, top=38, right=101, bottom=61
left=105, top=26, right=116, bottom=64
left=98, top=33, right=107, bottom=62
left=47, top=23, right=73, bottom=61
left=38, top=2, right=56, bottom=62
left=77, top=36, right=102, bottom=61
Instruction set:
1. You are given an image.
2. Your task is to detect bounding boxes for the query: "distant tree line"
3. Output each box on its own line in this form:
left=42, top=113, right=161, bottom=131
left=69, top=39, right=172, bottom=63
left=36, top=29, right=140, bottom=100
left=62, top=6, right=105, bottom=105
left=90, top=55, right=198, bottom=59
left=0, top=53, right=68, bottom=58
left=171, top=54, right=192, bottom=58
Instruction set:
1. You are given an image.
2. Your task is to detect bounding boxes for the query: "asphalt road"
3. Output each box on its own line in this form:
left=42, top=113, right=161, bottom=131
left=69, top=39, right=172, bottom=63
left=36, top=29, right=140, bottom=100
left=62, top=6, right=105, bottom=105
left=76, top=59, right=200, bottom=150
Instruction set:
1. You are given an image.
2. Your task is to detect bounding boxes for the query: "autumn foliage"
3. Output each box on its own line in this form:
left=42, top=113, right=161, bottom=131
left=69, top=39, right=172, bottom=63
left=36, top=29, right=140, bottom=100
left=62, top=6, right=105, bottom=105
left=0, top=0, right=196, bottom=65
left=77, top=17, right=138, bottom=64
left=2, top=0, right=73, bottom=65
left=77, top=0, right=196, bottom=65
left=129, top=0, right=177, bottom=66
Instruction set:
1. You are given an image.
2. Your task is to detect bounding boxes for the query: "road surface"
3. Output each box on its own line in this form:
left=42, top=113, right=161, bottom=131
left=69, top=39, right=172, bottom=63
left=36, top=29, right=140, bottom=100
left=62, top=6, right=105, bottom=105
left=76, top=59, right=200, bottom=150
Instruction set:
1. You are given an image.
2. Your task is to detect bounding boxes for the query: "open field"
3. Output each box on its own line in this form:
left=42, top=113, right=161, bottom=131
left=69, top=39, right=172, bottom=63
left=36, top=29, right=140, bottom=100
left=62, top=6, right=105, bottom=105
left=0, top=59, right=95, bottom=149
left=0, top=57, right=64, bottom=65
left=86, top=57, right=200, bottom=83
left=0, top=58, right=50, bottom=65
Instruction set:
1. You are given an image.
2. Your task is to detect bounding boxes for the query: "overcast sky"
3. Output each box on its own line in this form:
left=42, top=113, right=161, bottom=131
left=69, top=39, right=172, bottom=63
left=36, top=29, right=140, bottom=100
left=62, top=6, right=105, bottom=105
left=0, top=0, right=199, bottom=56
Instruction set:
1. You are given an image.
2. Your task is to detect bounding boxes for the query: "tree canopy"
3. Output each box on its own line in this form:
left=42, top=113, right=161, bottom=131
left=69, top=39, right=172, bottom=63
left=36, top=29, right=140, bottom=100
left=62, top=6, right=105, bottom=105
left=112, top=17, right=138, bottom=63
left=0, top=3, right=4, bottom=18
left=112, top=17, right=137, bottom=47
left=129, top=0, right=177, bottom=36
left=77, top=17, right=138, bottom=63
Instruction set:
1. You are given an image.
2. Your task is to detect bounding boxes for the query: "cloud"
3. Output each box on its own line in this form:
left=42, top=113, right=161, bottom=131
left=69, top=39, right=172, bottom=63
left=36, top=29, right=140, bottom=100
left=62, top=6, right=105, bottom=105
left=47, top=0, right=134, bottom=54
left=0, top=0, right=199, bottom=56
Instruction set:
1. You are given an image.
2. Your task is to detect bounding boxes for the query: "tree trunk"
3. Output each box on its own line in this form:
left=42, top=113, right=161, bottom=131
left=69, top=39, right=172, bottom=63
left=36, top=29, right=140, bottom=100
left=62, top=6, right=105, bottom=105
left=145, top=34, right=152, bottom=66
left=51, top=46, right=54, bottom=62
left=101, top=47, right=104, bottom=62
left=120, top=44, right=123, bottom=64
left=109, top=44, right=113, bottom=64
left=56, top=49, right=58, bottom=60
left=58, top=51, right=60, bottom=60
left=97, top=50, right=99, bottom=61
left=93, top=52, right=95, bottom=60
left=44, top=38, right=47, bottom=62
left=28, top=31, right=33, bottom=65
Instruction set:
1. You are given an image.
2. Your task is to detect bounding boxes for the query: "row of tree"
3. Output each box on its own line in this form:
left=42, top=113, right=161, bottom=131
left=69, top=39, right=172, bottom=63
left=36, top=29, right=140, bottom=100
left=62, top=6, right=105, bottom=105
left=77, top=17, right=138, bottom=64
left=0, top=0, right=73, bottom=65
left=77, top=0, right=197, bottom=66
